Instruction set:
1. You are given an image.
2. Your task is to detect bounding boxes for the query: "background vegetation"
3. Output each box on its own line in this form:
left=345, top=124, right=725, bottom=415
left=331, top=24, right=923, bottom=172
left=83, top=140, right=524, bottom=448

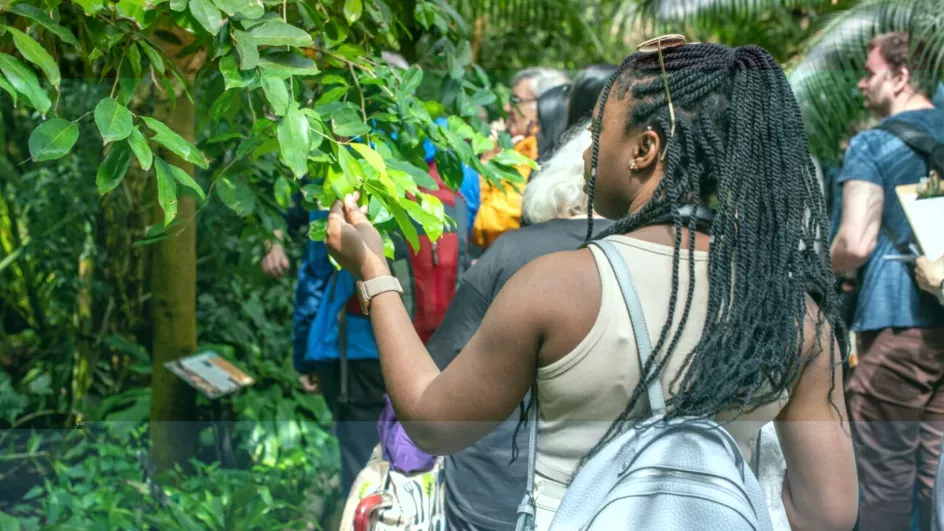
left=1, top=0, right=943, bottom=528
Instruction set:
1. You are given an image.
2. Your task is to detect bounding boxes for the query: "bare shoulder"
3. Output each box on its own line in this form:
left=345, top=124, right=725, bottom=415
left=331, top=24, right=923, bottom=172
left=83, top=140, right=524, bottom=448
left=492, top=248, right=603, bottom=366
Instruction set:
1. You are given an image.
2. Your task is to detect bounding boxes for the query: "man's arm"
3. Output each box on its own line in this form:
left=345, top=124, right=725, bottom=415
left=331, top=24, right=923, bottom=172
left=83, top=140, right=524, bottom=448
left=830, top=180, right=884, bottom=274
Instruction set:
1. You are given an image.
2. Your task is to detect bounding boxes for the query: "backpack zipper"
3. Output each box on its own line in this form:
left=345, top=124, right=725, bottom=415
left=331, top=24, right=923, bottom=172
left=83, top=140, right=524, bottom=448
left=629, top=468, right=744, bottom=496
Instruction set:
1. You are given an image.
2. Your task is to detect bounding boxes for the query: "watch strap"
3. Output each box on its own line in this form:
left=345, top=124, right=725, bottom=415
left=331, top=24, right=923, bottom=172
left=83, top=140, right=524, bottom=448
left=360, top=276, right=403, bottom=300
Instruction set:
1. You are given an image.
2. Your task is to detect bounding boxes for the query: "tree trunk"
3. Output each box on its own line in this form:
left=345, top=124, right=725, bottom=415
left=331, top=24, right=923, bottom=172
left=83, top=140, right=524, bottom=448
left=148, top=31, right=204, bottom=473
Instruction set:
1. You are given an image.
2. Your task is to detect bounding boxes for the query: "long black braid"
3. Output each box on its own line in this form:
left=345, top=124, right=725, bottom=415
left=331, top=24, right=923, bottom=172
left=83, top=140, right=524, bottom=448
left=578, top=43, right=848, bottom=467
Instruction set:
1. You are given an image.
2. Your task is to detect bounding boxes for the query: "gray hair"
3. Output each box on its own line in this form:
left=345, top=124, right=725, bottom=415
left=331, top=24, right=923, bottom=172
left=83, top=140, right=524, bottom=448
left=511, top=67, right=569, bottom=99
left=522, top=122, right=591, bottom=224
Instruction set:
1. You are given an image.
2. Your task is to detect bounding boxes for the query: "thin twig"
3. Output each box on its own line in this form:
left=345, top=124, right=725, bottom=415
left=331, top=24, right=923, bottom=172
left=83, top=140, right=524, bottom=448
left=313, top=47, right=397, bottom=100
left=110, top=45, right=130, bottom=99
left=349, top=62, right=367, bottom=123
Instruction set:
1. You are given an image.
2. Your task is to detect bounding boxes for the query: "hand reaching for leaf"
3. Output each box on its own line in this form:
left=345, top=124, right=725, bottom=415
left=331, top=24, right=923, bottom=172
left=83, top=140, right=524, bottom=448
left=325, top=192, right=390, bottom=281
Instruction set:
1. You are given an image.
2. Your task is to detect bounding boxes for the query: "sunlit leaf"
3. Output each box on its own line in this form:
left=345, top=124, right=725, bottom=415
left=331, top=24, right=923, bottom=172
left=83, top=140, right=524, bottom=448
left=343, top=0, right=363, bottom=24
left=190, top=0, right=224, bottom=35
left=0, top=53, right=50, bottom=112
left=29, top=119, right=79, bottom=161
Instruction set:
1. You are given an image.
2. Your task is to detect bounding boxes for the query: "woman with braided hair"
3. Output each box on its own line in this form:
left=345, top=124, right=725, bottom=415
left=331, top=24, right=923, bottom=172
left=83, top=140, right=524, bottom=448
left=324, top=39, right=858, bottom=531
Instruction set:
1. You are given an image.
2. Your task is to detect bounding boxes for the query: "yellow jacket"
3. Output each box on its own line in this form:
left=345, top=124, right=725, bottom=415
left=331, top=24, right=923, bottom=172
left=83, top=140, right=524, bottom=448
left=472, top=136, right=538, bottom=249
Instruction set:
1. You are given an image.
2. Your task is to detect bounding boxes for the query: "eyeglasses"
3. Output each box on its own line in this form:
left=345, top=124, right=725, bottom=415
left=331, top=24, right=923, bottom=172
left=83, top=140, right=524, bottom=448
left=636, top=34, right=687, bottom=160
left=509, top=94, right=537, bottom=105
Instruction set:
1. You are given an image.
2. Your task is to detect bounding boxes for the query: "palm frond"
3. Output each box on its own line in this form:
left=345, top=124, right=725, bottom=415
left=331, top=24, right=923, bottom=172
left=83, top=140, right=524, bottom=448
left=634, top=0, right=834, bottom=29
left=788, top=0, right=944, bottom=159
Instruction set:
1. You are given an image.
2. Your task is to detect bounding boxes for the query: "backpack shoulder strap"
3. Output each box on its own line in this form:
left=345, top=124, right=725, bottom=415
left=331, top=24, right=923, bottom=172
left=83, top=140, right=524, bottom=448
left=589, top=240, right=667, bottom=418
left=876, top=119, right=940, bottom=158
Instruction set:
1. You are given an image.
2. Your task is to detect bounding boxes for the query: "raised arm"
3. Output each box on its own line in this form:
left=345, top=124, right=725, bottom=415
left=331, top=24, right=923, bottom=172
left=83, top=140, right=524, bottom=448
left=324, top=193, right=554, bottom=455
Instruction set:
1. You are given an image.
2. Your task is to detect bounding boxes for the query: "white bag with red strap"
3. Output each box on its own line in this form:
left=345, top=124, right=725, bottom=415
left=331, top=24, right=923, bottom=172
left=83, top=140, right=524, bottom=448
left=340, top=443, right=446, bottom=531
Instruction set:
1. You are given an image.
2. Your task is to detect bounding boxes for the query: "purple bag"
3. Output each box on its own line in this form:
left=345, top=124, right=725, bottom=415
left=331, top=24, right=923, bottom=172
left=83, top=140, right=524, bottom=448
left=377, top=395, right=437, bottom=474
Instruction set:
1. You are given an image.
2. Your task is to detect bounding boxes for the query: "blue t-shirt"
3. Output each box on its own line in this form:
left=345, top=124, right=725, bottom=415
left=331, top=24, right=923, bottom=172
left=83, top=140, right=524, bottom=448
left=837, top=108, right=944, bottom=332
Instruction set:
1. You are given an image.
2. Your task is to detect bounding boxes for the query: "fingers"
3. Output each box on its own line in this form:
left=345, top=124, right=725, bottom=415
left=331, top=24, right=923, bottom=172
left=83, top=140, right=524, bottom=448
left=343, top=193, right=369, bottom=225
left=916, top=256, right=929, bottom=269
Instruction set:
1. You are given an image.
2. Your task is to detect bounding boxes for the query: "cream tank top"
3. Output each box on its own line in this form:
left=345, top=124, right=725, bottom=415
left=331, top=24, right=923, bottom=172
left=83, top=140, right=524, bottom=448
left=532, top=235, right=788, bottom=521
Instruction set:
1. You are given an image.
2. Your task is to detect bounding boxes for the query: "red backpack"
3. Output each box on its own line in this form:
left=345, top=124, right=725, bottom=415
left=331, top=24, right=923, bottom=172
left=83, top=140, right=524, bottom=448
left=345, top=162, right=469, bottom=344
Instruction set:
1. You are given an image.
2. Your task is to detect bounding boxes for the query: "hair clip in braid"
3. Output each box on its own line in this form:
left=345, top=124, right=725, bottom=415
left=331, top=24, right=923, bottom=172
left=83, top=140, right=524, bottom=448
left=637, top=34, right=686, bottom=161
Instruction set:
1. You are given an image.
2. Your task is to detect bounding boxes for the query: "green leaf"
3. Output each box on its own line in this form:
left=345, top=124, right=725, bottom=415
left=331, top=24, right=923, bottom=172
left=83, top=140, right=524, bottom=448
left=233, top=30, right=259, bottom=70
left=258, top=52, right=320, bottom=76
left=315, top=86, right=347, bottom=107
left=0, top=53, right=50, bottom=112
left=22, top=485, right=43, bottom=501
left=169, top=164, right=206, bottom=201
left=388, top=200, right=419, bottom=251
left=387, top=159, right=437, bottom=190
left=96, top=141, right=134, bottom=195
left=343, top=0, right=362, bottom=24
left=218, top=54, right=256, bottom=90
left=154, top=158, right=179, bottom=225
left=128, top=126, right=153, bottom=171
left=141, top=116, right=209, bottom=169
left=216, top=174, right=254, bottom=216
left=128, top=43, right=143, bottom=80
left=351, top=143, right=387, bottom=178
left=170, top=0, right=187, bottom=10
left=332, top=108, right=370, bottom=137
left=320, top=74, right=348, bottom=86
left=210, top=0, right=241, bottom=16
left=28, top=119, right=78, bottom=161
left=260, top=73, right=290, bottom=116
left=403, top=199, right=443, bottom=241
left=73, top=0, right=105, bottom=15
left=0, top=75, right=16, bottom=105
left=190, top=0, right=223, bottom=35
left=278, top=106, right=310, bottom=178
left=275, top=176, right=292, bottom=209
left=248, top=21, right=313, bottom=47
left=0, top=511, right=20, bottom=531
left=324, top=20, right=348, bottom=48
left=115, top=0, right=149, bottom=27
left=9, top=5, right=80, bottom=48
left=236, top=0, right=265, bottom=20
left=400, top=65, right=423, bottom=95
left=94, top=97, right=134, bottom=144
left=492, top=149, right=537, bottom=169
left=337, top=148, right=364, bottom=186
left=141, top=42, right=165, bottom=73
left=308, top=218, right=327, bottom=241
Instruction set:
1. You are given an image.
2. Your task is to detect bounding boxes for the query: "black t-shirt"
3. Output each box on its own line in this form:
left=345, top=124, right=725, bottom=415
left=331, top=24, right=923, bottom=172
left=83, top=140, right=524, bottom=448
left=426, top=217, right=615, bottom=530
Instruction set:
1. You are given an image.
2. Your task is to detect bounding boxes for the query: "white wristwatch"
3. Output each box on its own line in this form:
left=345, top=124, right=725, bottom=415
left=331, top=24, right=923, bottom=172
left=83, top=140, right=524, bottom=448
left=356, top=276, right=403, bottom=315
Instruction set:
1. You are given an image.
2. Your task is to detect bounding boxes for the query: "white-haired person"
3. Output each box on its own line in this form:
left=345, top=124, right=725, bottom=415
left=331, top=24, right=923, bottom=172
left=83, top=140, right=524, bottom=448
left=423, top=124, right=612, bottom=531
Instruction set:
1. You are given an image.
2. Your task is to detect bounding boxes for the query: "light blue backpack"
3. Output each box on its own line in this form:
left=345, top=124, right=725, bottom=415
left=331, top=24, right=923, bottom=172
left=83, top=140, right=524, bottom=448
left=515, top=240, right=774, bottom=531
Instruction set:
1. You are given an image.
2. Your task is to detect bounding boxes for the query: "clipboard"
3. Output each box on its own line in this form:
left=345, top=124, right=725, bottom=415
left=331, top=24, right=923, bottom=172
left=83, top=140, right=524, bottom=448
left=895, top=184, right=944, bottom=261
